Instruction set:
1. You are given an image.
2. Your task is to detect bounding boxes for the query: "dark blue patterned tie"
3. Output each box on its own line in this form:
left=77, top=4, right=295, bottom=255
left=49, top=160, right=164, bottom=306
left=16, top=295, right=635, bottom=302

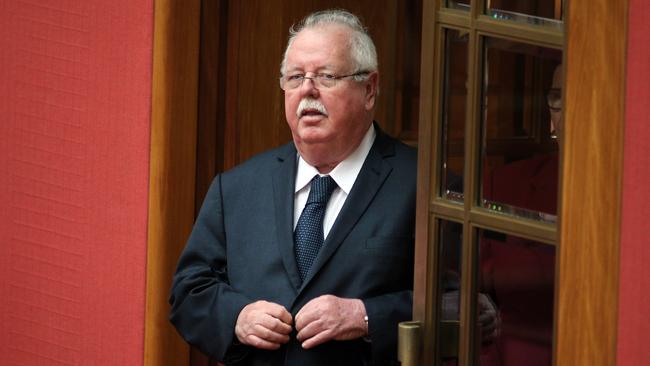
left=294, top=175, right=337, bottom=281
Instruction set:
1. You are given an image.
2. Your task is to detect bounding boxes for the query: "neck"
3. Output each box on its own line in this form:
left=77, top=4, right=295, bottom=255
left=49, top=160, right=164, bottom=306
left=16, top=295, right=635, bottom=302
left=315, top=163, right=337, bottom=174
left=296, top=142, right=356, bottom=175
left=294, top=121, right=374, bottom=174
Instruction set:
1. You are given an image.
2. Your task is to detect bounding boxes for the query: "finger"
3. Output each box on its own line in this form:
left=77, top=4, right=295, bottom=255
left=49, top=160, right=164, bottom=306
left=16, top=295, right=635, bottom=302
left=294, top=312, right=309, bottom=332
left=300, top=328, right=334, bottom=349
left=252, top=323, right=291, bottom=344
left=478, top=319, right=498, bottom=345
left=236, top=301, right=292, bottom=346
left=294, top=305, right=317, bottom=332
left=265, top=303, right=294, bottom=326
left=295, top=295, right=332, bottom=329
left=296, top=318, right=322, bottom=342
left=478, top=311, right=496, bottom=327
left=477, top=315, right=495, bottom=334
left=271, top=317, right=293, bottom=335
left=244, top=334, right=283, bottom=350
left=481, top=321, right=496, bottom=338
left=258, top=314, right=293, bottom=335
left=276, top=308, right=294, bottom=326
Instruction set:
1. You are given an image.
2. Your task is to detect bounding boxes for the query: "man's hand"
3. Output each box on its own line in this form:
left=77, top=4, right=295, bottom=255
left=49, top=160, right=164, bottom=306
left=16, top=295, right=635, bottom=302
left=441, top=291, right=499, bottom=345
left=477, top=293, right=499, bottom=345
left=295, top=295, right=368, bottom=349
left=235, top=300, right=293, bottom=350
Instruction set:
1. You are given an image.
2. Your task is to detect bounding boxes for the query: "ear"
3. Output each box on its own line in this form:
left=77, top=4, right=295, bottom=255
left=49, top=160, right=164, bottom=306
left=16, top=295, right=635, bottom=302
left=364, top=72, right=379, bottom=111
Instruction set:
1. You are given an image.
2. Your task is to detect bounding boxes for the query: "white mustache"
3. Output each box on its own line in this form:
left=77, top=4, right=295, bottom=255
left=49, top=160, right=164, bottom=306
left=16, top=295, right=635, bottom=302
left=296, top=98, right=328, bottom=118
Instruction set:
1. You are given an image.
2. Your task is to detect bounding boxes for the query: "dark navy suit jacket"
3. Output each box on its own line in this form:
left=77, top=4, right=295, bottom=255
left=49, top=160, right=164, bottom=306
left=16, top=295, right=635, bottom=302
left=169, top=127, right=417, bottom=365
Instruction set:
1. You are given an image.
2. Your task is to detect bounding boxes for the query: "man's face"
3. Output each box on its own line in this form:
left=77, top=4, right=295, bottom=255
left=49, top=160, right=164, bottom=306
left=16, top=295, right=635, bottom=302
left=283, top=25, right=377, bottom=167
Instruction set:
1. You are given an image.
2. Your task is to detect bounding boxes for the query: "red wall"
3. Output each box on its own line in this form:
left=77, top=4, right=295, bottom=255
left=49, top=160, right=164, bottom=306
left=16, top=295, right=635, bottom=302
left=617, top=0, right=650, bottom=364
left=0, top=1, right=153, bottom=365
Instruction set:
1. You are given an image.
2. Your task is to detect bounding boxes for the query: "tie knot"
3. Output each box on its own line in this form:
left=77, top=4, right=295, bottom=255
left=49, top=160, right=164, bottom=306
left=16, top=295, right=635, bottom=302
left=307, top=175, right=337, bottom=205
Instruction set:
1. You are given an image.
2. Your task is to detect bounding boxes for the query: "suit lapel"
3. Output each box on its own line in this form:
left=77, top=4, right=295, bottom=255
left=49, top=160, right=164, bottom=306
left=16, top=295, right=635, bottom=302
left=298, top=130, right=395, bottom=291
left=272, top=143, right=303, bottom=291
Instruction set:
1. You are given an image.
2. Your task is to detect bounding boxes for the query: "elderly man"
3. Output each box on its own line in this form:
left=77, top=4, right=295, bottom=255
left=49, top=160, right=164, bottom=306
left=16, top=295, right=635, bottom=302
left=169, top=9, right=416, bottom=365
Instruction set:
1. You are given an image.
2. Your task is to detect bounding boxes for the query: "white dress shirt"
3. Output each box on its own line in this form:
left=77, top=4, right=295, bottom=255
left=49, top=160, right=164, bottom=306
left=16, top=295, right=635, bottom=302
left=293, top=124, right=376, bottom=239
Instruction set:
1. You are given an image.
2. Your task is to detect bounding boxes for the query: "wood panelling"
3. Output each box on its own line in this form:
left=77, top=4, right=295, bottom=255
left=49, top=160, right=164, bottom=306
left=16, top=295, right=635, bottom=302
left=414, top=0, right=437, bottom=325
left=227, top=0, right=288, bottom=169
left=556, top=0, right=627, bottom=364
left=195, top=0, right=228, bottom=213
left=145, top=1, right=201, bottom=366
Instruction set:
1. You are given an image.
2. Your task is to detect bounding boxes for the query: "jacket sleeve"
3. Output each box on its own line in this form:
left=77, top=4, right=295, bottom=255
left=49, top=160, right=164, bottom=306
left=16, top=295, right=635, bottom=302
left=168, top=175, right=251, bottom=361
left=363, top=290, right=412, bottom=363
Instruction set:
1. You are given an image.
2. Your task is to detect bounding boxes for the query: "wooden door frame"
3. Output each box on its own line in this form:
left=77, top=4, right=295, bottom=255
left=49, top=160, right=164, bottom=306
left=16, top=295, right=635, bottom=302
left=414, top=0, right=627, bottom=364
left=556, top=0, right=627, bottom=364
left=144, top=1, right=201, bottom=365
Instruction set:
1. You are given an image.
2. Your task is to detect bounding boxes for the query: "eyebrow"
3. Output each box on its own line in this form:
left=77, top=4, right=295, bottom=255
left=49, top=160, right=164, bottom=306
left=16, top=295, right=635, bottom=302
left=284, top=65, right=340, bottom=74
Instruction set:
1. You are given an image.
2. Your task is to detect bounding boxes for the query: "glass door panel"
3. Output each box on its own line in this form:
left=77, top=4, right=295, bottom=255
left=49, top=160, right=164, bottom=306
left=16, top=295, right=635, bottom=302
left=414, top=1, right=564, bottom=365
left=446, top=0, right=470, bottom=11
left=485, top=0, right=563, bottom=23
left=479, top=37, right=561, bottom=222
left=477, top=228, right=555, bottom=366
left=441, top=29, right=469, bottom=202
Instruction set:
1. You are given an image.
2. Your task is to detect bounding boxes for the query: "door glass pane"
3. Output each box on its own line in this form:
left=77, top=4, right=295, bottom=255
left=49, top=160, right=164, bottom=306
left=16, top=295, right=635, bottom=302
left=447, top=0, right=470, bottom=11
left=441, top=29, right=468, bottom=202
left=485, top=0, right=563, bottom=24
left=476, top=229, right=555, bottom=366
left=479, top=37, right=562, bottom=222
left=438, top=219, right=463, bottom=365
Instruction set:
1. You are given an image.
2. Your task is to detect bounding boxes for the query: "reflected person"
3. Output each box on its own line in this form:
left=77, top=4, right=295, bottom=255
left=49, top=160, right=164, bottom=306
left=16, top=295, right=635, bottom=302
left=479, top=64, right=563, bottom=366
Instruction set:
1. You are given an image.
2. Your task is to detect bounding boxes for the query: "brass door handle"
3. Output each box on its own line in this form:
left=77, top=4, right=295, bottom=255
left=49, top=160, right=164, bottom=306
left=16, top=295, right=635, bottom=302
left=439, top=320, right=459, bottom=359
left=398, top=321, right=422, bottom=366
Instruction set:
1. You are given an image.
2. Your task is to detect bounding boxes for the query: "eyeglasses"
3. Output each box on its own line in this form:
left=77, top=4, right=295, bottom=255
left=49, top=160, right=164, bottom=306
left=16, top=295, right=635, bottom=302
left=279, top=71, right=370, bottom=90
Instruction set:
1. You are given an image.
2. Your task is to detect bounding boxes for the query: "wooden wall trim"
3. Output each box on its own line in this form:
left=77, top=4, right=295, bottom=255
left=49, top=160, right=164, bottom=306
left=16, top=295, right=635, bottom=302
left=196, top=0, right=228, bottom=213
left=414, top=0, right=436, bottom=324
left=145, top=1, right=201, bottom=365
left=556, top=0, right=628, bottom=364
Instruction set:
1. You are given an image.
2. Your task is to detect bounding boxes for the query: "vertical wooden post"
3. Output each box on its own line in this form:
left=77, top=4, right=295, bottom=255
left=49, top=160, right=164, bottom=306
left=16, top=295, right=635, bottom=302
left=556, top=0, right=628, bottom=364
left=145, top=1, right=201, bottom=365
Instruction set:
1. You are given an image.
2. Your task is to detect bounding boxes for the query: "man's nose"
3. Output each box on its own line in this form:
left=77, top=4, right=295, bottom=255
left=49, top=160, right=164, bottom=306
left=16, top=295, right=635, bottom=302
left=299, top=77, right=319, bottom=98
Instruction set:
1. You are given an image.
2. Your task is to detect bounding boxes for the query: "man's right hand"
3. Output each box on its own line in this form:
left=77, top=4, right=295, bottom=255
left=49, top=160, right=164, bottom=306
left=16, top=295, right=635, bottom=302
left=235, top=300, right=293, bottom=350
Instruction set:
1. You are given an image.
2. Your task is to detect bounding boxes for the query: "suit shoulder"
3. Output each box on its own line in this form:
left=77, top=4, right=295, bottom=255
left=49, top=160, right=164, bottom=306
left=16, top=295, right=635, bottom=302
left=221, top=142, right=295, bottom=180
left=394, top=140, right=417, bottom=160
left=385, top=136, right=417, bottom=169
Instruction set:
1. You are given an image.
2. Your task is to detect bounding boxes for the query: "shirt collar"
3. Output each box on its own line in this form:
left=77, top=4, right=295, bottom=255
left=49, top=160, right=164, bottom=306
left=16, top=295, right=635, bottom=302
left=295, top=124, right=376, bottom=194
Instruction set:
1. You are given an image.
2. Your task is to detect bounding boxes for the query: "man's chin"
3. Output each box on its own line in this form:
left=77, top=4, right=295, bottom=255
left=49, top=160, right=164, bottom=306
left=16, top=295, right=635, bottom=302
left=295, top=126, right=331, bottom=143
left=294, top=133, right=337, bottom=152
left=297, top=136, right=330, bottom=146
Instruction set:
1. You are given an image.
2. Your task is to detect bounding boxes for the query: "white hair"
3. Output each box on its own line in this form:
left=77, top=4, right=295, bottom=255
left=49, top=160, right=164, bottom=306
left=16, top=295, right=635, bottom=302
left=280, top=9, right=378, bottom=76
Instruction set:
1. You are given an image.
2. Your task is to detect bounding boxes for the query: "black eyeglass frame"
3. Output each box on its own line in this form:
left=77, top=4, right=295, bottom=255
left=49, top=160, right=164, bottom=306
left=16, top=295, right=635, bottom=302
left=279, top=71, right=371, bottom=90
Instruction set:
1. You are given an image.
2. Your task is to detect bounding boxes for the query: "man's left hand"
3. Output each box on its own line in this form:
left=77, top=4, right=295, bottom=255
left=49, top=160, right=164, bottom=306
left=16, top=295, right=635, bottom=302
left=295, top=295, right=368, bottom=349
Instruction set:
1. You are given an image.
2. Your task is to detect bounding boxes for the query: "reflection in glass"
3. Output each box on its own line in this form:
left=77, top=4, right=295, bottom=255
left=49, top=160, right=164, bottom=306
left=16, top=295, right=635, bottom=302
left=485, top=0, right=563, bottom=23
left=437, top=220, right=463, bottom=365
left=447, top=0, right=470, bottom=11
left=479, top=37, right=561, bottom=221
left=440, top=29, right=468, bottom=202
left=477, top=229, right=555, bottom=366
